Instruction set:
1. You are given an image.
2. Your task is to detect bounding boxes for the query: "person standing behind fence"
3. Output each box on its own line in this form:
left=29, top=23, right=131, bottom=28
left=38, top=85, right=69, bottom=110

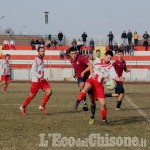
left=127, top=29, right=133, bottom=45
left=58, top=31, right=63, bottom=46
left=107, top=31, right=114, bottom=46
left=143, top=31, right=149, bottom=42
left=89, top=38, right=95, bottom=50
left=133, top=31, right=139, bottom=46
left=121, top=31, right=127, bottom=46
left=81, top=32, right=88, bottom=46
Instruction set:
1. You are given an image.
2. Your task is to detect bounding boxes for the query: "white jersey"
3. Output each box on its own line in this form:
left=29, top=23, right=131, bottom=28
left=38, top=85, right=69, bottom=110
left=3, top=40, right=9, bottom=45
left=31, top=57, right=44, bottom=82
left=10, top=40, right=15, bottom=45
left=91, top=58, right=117, bottom=83
left=0, top=59, right=10, bottom=76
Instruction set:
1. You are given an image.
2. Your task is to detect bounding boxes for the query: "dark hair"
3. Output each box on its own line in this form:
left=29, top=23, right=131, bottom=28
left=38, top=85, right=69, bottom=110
left=68, top=47, right=77, bottom=53
left=105, top=50, right=113, bottom=57
left=37, top=46, right=45, bottom=52
left=96, top=49, right=100, bottom=53
left=117, top=49, right=124, bottom=53
left=5, top=54, right=10, bottom=58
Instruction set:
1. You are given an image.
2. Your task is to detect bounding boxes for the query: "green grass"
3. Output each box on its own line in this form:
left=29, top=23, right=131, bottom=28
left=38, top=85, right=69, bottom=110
left=0, top=83, right=150, bottom=150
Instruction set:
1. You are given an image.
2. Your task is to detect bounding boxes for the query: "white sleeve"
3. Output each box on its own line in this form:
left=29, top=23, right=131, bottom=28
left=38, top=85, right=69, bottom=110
left=109, top=66, right=118, bottom=79
left=31, top=60, right=42, bottom=78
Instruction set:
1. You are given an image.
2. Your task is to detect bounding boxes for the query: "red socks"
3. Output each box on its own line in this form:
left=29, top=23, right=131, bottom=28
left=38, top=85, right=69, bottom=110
left=77, top=92, right=86, bottom=102
left=3, top=85, right=8, bottom=91
left=100, top=109, right=107, bottom=120
left=41, top=94, right=50, bottom=107
left=22, top=96, right=33, bottom=108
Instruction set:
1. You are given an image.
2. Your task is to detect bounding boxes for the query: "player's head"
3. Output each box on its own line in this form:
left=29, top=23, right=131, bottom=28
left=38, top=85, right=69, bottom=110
left=104, top=50, right=113, bottom=63
left=5, top=54, right=10, bottom=60
left=117, top=49, right=124, bottom=60
left=95, top=49, right=100, bottom=58
left=38, top=47, right=45, bottom=58
left=69, top=47, right=77, bottom=60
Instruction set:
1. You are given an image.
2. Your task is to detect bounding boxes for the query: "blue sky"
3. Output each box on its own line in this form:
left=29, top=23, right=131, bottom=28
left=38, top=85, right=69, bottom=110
left=0, top=0, right=149, bottom=36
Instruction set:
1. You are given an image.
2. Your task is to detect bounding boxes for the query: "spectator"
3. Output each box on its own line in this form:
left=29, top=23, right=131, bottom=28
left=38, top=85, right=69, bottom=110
left=9, top=38, right=16, bottom=50
left=125, top=44, right=131, bottom=55
left=77, top=39, right=82, bottom=51
left=129, top=44, right=134, bottom=56
left=51, top=38, right=57, bottom=50
left=82, top=47, right=86, bottom=56
left=133, top=31, right=139, bottom=46
left=34, top=38, right=40, bottom=50
left=127, top=29, right=133, bottom=45
left=39, top=39, right=45, bottom=47
left=60, top=49, right=65, bottom=60
left=107, top=31, right=114, bottom=46
left=143, top=39, right=148, bottom=51
left=30, top=39, right=35, bottom=50
left=143, top=31, right=149, bottom=42
left=113, top=42, right=119, bottom=54
left=89, top=47, right=94, bottom=60
left=109, top=44, right=114, bottom=51
left=81, top=32, right=88, bottom=46
left=48, top=34, right=51, bottom=41
left=121, top=31, right=127, bottom=46
left=120, top=44, right=126, bottom=54
left=89, top=38, right=95, bottom=50
left=45, top=39, right=51, bottom=50
left=93, top=49, right=100, bottom=60
left=58, top=31, right=63, bottom=46
left=71, top=38, right=77, bottom=50
left=2, top=39, right=9, bottom=50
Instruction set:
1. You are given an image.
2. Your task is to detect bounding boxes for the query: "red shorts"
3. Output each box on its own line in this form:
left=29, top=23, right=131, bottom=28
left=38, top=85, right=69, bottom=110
left=86, top=78, right=105, bottom=99
left=30, top=80, right=51, bottom=94
left=1, top=75, right=10, bottom=82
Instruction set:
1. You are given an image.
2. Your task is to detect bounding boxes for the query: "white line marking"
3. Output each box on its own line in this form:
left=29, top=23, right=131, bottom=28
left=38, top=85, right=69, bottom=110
left=125, top=95, right=150, bottom=123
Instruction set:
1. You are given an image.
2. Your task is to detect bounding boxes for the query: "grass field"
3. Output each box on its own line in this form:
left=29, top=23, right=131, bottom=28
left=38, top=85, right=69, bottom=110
left=0, top=82, right=150, bottom=150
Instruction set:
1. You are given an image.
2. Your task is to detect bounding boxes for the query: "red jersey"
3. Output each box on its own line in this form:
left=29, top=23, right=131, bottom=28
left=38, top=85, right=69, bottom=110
left=70, top=55, right=89, bottom=78
left=113, top=59, right=127, bottom=84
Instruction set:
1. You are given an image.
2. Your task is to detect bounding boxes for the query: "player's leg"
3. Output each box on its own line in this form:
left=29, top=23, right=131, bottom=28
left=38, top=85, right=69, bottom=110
left=2, top=76, right=10, bottom=92
left=116, top=84, right=125, bottom=110
left=0, top=75, right=6, bottom=87
left=98, top=98, right=108, bottom=124
left=39, top=81, right=52, bottom=114
left=89, top=92, right=96, bottom=124
left=73, top=83, right=92, bottom=110
left=78, top=78, right=88, bottom=111
left=20, top=82, right=39, bottom=115
left=20, top=92, right=36, bottom=115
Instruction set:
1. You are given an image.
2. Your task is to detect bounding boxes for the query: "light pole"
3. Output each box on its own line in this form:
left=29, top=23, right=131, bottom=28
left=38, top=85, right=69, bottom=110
left=44, top=12, right=49, bottom=37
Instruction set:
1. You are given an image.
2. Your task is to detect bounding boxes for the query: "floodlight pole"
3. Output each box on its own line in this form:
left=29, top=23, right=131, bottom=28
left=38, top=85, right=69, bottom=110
left=44, top=12, right=49, bottom=38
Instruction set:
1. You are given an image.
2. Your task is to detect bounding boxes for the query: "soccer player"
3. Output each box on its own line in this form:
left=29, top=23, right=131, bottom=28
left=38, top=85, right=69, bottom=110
left=20, top=47, right=52, bottom=116
left=73, top=50, right=124, bottom=124
left=105, top=49, right=130, bottom=110
left=0, top=54, right=11, bottom=92
left=69, top=47, right=91, bottom=111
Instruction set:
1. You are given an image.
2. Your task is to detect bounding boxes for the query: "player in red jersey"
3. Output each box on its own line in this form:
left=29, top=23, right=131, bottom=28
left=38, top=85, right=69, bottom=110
left=20, top=47, right=52, bottom=116
left=69, top=47, right=93, bottom=111
left=105, top=49, right=130, bottom=110
left=73, top=50, right=125, bottom=124
left=0, top=54, right=11, bottom=92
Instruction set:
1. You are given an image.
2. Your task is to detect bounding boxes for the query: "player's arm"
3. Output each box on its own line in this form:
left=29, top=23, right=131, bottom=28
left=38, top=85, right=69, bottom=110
left=109, top=66, right=125, bottom=82
left=89, top=61, right=95, bottom=79
left=81, top=66, right=90, bottom=78
left=124, top=61, right=130, bottom=73
left=31, top=61, right=43, bottom=79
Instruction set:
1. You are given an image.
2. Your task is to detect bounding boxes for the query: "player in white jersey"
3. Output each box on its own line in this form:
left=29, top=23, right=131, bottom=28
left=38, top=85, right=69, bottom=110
left=0, top=54, right=11, bottom=92
left=3, top=39, right=9, bottom=50
left=9, top=39, right=15, bottom=50
left=73, top=50, right=124, bottom=124
left=20, top=47, right=52, bottom=116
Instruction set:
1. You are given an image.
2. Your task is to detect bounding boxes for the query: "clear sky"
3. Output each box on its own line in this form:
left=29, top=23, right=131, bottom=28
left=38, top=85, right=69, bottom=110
left=0, top=0, right=149, bottom=36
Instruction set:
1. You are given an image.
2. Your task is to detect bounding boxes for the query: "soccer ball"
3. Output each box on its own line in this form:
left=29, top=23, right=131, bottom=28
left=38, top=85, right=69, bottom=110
left=105, top=79, right=117, bottom=90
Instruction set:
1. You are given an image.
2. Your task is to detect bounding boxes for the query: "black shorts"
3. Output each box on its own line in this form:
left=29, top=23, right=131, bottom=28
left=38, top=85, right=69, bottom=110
left=115, top=84, right=125, bottom=94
